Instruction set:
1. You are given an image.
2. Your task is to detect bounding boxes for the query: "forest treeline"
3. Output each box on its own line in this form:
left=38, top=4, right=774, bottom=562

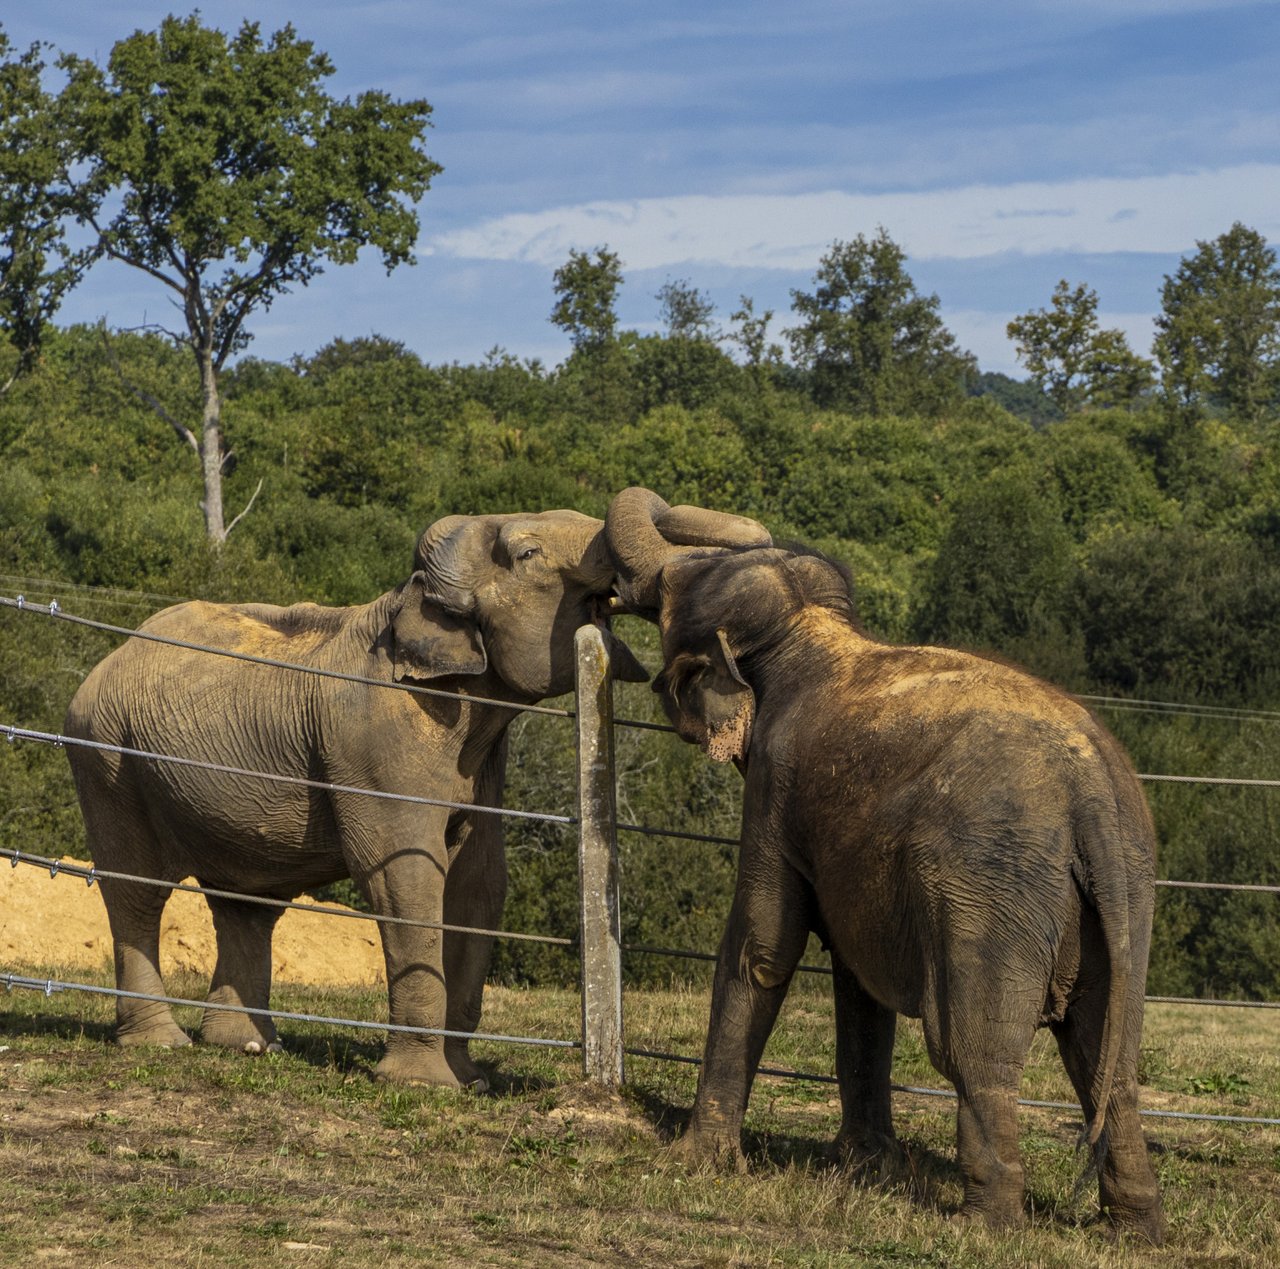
left=2, top=243, right=1280, bottom=1002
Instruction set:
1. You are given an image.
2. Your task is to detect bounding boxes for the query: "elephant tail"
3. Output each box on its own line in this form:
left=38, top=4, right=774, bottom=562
left=1072, top=788, right=1133, bottom=1153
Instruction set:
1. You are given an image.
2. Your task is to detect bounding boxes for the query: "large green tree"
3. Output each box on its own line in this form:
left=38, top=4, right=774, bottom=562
left=1007, top=279, right=1154, bottom=414
left=549, top=245, right=638, bottom=425
left=550, top=246, right=623, bottom=350
left=786, top=228, right=976, bottom=417
left=0, top=14, right=438, bottom=543
left=1154, top=222, right=1280, bottom=427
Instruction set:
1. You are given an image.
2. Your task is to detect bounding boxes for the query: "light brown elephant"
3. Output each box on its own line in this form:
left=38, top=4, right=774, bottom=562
left=65, top=508, right=652, bottom=1087
left=605, top=487, right=1165, bottom=1242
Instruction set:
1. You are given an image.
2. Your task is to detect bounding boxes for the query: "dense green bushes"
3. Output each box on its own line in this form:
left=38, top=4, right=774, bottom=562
left=2, top=324, right=1279, bottom=999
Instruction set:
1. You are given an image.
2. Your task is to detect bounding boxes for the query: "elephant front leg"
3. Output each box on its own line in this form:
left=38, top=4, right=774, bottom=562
left=357, top=834, right=459, bottom=1088
left=673, top=860, right=812, bottom=1170
left=441, top=747, right=508, bottom=1090
left=441, top=823, right=507, bottom=1089
left=201, top=895, right=284, bottom=1054
left=831, top=958, right=900, bottom=1175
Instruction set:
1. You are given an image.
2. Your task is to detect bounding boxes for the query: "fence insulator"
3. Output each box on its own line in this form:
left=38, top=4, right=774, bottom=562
left=575, top=623, right=624, bottom=1087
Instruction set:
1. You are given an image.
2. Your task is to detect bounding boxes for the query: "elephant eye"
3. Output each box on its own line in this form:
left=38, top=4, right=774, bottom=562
left=514, top=544, right=542, bottom=562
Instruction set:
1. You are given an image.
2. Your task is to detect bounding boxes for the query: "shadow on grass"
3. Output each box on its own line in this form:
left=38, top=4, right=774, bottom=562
left=0, top=1007, right=116, bottom=1046
left=625, top=1080, right=1109, bottom=1237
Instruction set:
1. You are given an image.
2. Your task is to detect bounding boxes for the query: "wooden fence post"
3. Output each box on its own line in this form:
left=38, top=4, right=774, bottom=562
left=574, top=623, right=624, bottom=1086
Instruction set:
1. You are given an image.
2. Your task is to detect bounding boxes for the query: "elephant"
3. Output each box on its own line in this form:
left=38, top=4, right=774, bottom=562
left=65, top=501, right=766, bottom=1086
left=604, top=486, right=1166, bottom=1242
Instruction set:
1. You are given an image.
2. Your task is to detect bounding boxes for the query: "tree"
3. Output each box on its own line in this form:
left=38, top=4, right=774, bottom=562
left=726, top=294, right=782, bottom=384
left=1154, top=222, right=1280, bottom=426
left=549, top=246, right=637, bottom=426
left=3, top=14, right=438, bottom=543
left=1007, top=280, right=1154, bottom=414
left=913, top=467, right=1077, bottom=670
left=786, top=228, right=975, bottom=417
left=655, top=277, right=716, bottom=340
left=550, top=246, right=623, bottom=351
left=0, top=34, right=86, bottom=389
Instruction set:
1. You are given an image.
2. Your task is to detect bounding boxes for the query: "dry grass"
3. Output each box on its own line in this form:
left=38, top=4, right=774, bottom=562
left=2, top=969, right=1277, bottom=1266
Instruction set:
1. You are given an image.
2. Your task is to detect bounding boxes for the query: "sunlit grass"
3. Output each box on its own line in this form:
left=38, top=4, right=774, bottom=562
left=2, top=966, right=1277, bottom=1265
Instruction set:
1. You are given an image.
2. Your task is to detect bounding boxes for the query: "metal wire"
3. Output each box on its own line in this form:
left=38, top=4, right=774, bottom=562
left=2, top=723, right=576, bottom=828
left=620, top=1048, right=1280, bottom=1127
left=1078, top=693, right=1280, bottom=724
left=6, top=971, right=1273, bottom=1127
left=0, top=590, right=671, bottom=734
left=620, top=943, right=1280, bottom=1008
left=2, top=847, right=575, bottom=947
left=0, top=594, right=574, bottom=719
left=1158, top=878, right=1280, bottom=896
left=0, top=972, right=579, bottom=1050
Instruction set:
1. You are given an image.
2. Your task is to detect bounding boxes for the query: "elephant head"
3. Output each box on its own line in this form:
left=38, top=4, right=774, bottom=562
left=390, top=508, right=648, bottom=699
left=605, top=486, right=852, bottom=763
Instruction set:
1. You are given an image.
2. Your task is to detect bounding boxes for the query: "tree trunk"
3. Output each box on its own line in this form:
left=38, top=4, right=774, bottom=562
left=198, top=349, right=226, bottom=544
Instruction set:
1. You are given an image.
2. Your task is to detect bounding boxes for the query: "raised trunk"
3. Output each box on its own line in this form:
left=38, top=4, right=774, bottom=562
left=605, top=487, right=771, bottom=615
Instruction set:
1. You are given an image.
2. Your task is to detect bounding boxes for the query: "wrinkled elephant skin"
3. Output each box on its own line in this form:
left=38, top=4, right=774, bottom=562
left=65, top=509, right=646, bottom=1088
left=606, top=487, right=1165, bottom=1244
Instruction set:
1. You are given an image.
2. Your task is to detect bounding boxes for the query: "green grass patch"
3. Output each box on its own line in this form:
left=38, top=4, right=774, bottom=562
left=1, top=968, right=1277, bottom=1265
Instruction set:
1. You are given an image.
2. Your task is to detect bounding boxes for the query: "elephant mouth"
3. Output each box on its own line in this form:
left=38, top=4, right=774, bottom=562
left=588, top=592, right=650, bottom=683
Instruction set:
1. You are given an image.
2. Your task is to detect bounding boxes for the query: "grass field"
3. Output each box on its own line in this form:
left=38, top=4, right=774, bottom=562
left=2, top=968, right=1277, bottom=1266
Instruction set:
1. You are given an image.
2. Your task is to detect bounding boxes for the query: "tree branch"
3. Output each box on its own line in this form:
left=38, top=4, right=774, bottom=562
left=99, top=325, right=199, bottom=453
left=224, top=476, right=264, bottom=538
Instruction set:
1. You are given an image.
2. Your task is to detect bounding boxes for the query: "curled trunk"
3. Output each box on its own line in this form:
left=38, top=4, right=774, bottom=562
left=605, top=487, right=771, bottom=615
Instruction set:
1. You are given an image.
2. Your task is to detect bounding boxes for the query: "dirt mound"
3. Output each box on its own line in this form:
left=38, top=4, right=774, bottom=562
left=0, top=856, right=385, bottom=986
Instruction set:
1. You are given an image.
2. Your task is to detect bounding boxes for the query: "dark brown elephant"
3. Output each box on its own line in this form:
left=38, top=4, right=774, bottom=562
left=605, top=487, right=1165, bottom=1242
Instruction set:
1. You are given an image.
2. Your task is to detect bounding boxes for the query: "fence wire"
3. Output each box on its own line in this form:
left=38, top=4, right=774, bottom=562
left=2, top=723, right=575, bottom=828
left=5, top=970, right=1276, bottom=1129
left=5, top=587, right=1280, bottom=1128
left=2, top=847, right=574, bottom=947
left=0, top=972, right=578, bottom=1051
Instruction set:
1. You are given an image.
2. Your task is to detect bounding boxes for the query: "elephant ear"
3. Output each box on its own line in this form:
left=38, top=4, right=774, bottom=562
left=659, top=629, right=754, bottom=764
left=390, top=573, right=488, bottom=683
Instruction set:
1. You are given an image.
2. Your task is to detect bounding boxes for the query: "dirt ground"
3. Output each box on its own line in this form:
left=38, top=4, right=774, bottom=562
left=0, top=854, right=386, bottom=986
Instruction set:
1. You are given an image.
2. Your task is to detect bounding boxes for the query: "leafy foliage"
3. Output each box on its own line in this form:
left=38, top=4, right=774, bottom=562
left=786, top=228, right=977, bottom=417
left=1154, top=222, right=1280, bottom=426
left=0, top=14, right=438, bottom=541
left=1008, top=280, right=1154, bottom=414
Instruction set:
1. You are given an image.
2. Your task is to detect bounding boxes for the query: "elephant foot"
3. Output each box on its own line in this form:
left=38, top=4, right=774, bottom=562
left=374, top=1045, right=462, bottom=1088
left=834, top=1128, right=903, bottom=1181
left=667, top=1125, right=748, bottom=1174
left=445, top=1041, right=490, bottom=1092
left=116, top=1013, right=192, bottom=1049
left=201, top=1010, right=280, bottom=1055
left=1102, top=1199, right=1167, bottom=1246
left=957, top=1190, right=1027, bottom=1232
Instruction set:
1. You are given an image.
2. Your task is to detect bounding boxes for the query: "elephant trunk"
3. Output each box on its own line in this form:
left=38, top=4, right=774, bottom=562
left=605, top=487, right=772, bottom=616
left=414, top=516, right=483, bottom=613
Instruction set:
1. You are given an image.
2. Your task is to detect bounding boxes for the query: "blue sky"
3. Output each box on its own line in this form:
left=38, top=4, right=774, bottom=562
left=8, top=2, right=1280, bottom=375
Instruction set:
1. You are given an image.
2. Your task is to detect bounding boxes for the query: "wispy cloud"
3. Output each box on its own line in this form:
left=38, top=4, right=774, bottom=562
left=428, top=164, right=1280, bottom=271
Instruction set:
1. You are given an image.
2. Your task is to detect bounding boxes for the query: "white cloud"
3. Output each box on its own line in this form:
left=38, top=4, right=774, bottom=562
left=428, top=165, right=1280, bottom=271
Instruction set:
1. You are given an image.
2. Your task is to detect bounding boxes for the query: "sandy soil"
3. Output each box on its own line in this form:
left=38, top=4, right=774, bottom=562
left=0, top=855, right=386, bottom=986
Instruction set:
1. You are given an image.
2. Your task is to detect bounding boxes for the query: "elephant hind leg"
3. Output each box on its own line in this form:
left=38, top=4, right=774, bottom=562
left=1051, top=998, right=1165, bottom=1243
left=922, top=967, right=1036, bottom=1229
left=831, top=959, right=900, bottom=1176
left=200, top=895, right=284, bottom=1054
left=79, top=779, right=190, bottom=1049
